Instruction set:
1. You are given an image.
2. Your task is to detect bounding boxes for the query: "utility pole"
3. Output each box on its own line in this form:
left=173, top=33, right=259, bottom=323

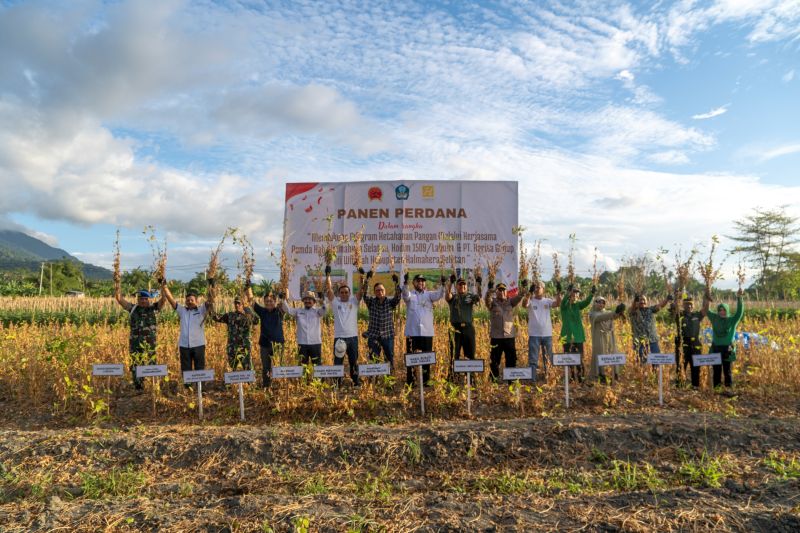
left=39, top=262, right=45, bottom=296
left=49, top=263, right=53, bottom=296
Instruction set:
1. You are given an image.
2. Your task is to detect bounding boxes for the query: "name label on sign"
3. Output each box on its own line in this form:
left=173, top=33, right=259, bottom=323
left=454, top=359, right=485, bottom=373
left=182, top=369, right=215, bottom=383
left=553, top=353, right=582, bottom=366
left=272, top=366, right=304, bottom=379
left=135, top=364, right=168, bottom=378
left=313, top=365, right=345, bottom=378
left=647, top=353, right=677, bottom=365
left=597, top=353, right=626, bottom=367
left=502, top=367, right=532, bottom=380
left=92, top=364, right=124, bottom=376
left=405, top=352, right=436, bottom=367
left=358, top=362, right=391, bottom=377
left=693, top=353, right=722, bottom=366
left=224, top=370, right=256, bottom=384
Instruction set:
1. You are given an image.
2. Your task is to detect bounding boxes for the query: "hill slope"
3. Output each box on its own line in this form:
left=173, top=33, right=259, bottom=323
left=0, top=230, right=112, bottom=280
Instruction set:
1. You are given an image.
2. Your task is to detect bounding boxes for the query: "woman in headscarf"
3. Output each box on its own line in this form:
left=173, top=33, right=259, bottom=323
left=705, top=289, right=744, bottom=388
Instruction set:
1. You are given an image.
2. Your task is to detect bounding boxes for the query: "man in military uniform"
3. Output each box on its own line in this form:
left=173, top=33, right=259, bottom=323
left=114, top=284, right=168, bottom=390
left=673, top=295, right=708, bottom=387
left=445, top=273, right=482, bottom=380
left=213, top=297, right=259, bottom=370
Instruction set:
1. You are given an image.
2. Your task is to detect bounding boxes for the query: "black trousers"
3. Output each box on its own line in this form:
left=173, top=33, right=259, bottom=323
left=406, top=336, right=433, bottom=385
left=490, top=337, right=517, bottom=381
left=449, top=323, right=475, bottom=381
left=681, top=342, right=702, bottom=387
left=260, top=341, right=284, bottom=387
left=711, top=344, right=734, bottom=388
left=334, top=336, right=360, bottom=385
left=298, top=344, right=322, bottom=365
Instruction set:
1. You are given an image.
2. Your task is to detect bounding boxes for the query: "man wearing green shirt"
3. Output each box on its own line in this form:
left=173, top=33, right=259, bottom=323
left=706, top=289, right=744, bottom=388
left=445, top=274, right=482, bottom=380
left=559, top=284, right=594, bottom=381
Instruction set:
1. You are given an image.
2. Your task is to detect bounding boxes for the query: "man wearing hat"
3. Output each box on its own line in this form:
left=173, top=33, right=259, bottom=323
left=282, top=286, right=327, bottom=365
left=114, top=283, right=168, bottom=390
left=445, top=272, right=483, bottom=380
left=672, top=293, right=709, bottom=387
left=162, top=282, right=213, bottom=382
left=359, top=269, right=402, bottom=369
left=559, top=284, right=594, bottom=382
left=212, top=296, right=259, bottom=370
left=485, top=277, right=527, bottom=381
left=402, top=272, right=445, bottom=386
left=326, top=266, right=361, bottom=386
left=522, top=280, right=562, bottom=381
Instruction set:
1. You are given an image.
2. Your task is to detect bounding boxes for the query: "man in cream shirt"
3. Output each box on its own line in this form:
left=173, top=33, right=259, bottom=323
left=402, top=273, right=444, bottom=386
left=282, top=288, right=327, bottom=365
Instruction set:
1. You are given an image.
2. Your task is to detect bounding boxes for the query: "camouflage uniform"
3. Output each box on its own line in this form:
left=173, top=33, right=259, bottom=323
left=128, top=305, right=158, bottom=389
left=214, top=309, right=259, bottom=370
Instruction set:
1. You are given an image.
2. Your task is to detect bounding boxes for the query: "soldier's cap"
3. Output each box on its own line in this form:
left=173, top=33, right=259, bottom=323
left=413, top=274, right=426, bottom=282
left=136, top=290, right=151, bottom=298
left=496, top=282, right=507, bottom=290
left=301, top=291, right=317, bottom=300
left=233, top=297, right=243, bottom=304
left=456, top=278, right=466, bottom=284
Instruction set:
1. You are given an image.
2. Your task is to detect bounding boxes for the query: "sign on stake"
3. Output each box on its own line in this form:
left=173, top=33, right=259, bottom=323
left=647, top=353, right=676, bottom=406
left=183, top=369, right=215, bottom=420
left=454, top=359, right=485, bottom=416
left=313, top=365, right=345, bottom=379
left=405, top=352, right=436, bottom=416
left=92, top=364, right=124, bottom=416
left=272, top=366, right=304, bottom=379
left=224, top=370, right=256, bottom=421
left=553, top=354, right=581, bottom=408
left=358, top=362, right=391, bottom=377
left=136, top=365, right=168, bottom=416
left=502, top=367, right=532, bottom=409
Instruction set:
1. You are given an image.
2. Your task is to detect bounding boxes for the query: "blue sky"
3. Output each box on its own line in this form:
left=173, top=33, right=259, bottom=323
left=1, top=0, right=799, bottom=284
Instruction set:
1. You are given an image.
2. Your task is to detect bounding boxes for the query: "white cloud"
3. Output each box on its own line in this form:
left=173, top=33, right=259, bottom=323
left=692, top=105, right=729, bottom=120
left=783, top=69, right=795, bottom=82
left=760, top=143, right=800, bottom=161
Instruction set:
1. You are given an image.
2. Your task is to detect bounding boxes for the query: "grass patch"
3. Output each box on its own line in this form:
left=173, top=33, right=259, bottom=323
left=80, top=465, right=147, bottom=499
left=474, top=470, right=545, bottom=495
left=605, top=460, right=664, bottom=491
left=678, top=450, right=728, bottom=488
left=764, top=452, right=800, bottom=479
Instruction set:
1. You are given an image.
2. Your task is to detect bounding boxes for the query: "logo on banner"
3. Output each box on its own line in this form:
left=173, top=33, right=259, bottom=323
left=395, top=184, right=410, bottom=200
left=421, top=185, right=435, bottom=199
left=368, top=187, right=383, bottom=201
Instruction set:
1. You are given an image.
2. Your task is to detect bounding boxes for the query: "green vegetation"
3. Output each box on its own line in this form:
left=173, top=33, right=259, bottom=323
left=80, top=465, right=147, bottom=499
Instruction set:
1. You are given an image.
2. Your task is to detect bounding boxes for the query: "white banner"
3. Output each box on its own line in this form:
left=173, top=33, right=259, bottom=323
left=502, top=367, right=532, bottom=380
left=647, top=353, right=676, bottom=365
left=224, top=370, right=256, bottom=384
left=182, top=369, right=215, bottom=383
left=272, top=366, right=304, bottom=379
left=553, top=353, right=582, bottom=366
left=135, top=364, right=168, bottom=378
left=358, top=362, right=391, bottom=377
left=454, top=359, right=485, bottom=373
left=92, top=364, right=124, bottom=376
left=283, top=181, right=519, bottom=296
left=693, top=353, right=722, bottom=366
left=313, top=365, right=345, bottom=378
left=405, top=352, right=436, bottom=367
left=597, top=353, right=626, bottom=367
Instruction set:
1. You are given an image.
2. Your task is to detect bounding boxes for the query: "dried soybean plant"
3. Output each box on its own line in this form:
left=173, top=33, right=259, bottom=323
left=513, top=226, right=528, bottom=281
left=529, top=240, right=542, bottom=287
left=616, top=267, right=626, bottom=301
left=656, top=248, right=673, bottom=294
left=370, top=244, right=386, bottom=274
left=697, top=235, right=726, bottom=296
left=566, top=233, right=577, bottom=286
left=552, top=252, right=561, bottom=285
left=233, top=231, right=255, bottom=305
left=592, top=247, right=599, bottom=286
left=112, top=229, right=121, bottom=287
left=143, top=226, right=167, bottom=284
left=625, top=255, right=651, bottom=296
left=208, top=228, right=236, bottom=304
left=736, top=260, right=747, bottom=292
left=322, top=214, right=341, bottom=267
left=673, top=247, right=698, bottom=298
left=351, top=225, right=365, bottom=272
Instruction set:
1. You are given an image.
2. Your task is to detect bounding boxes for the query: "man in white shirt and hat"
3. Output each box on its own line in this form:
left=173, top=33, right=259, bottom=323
left=282, top=287, right=327, bottom=365
left=326, top=266, right=361, bottom=386
left=402, top=273, right=444, bottom=386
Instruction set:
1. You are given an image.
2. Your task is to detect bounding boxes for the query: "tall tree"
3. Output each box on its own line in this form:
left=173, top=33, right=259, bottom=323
left=729, top=206, right=800, bottom=298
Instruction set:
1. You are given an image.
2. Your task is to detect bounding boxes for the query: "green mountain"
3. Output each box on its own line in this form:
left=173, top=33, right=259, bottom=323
left=0, top=230, right=112, bottom=280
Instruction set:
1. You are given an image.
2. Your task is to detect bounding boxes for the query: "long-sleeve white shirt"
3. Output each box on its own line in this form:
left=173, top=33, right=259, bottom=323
left=282, top=301, right=326, bottom=345
left=176, top=303, right=208, bottom=348
left=331, top=295, right=360, bottom=338
left=402, top=285, right=443, bottom=337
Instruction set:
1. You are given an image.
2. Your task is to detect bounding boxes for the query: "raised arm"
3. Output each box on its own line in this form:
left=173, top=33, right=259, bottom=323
left=114, top=282, right=132, bottom=311
left=484, top=280, right=495, bottom=308
left=444, top=275, right=454, bottom=303
left=474, top=274, right=483, bottom=300
left=653, top=293, right=673, bottom=312
left=325, top=266, right=334, bottom=302
left=733, top=291, right=745, bottom=322
left=161, top=283, right=177, bottom=309
left=429, top=275, right=446, bottom=303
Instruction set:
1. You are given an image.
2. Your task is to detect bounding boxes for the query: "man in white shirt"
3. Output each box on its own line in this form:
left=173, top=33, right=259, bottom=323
left=521, top=280, right=562, bottom=381
left=326, top=267, right=361, bottom=386
left=282, top=288, right=327, bottom=365
left=162, top=283, right=212, bottom=383
left=402, top=273, right=444, bottom=386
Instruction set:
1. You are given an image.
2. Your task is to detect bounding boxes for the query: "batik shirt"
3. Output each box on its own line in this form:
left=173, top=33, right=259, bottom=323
left=630, top=306, right=659, bottom=344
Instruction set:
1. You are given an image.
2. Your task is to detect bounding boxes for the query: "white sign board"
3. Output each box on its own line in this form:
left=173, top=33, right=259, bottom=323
left=92, top=364, right=124, bottom=376
left=283, top=181, right=520, bottom=295
left=135, top=364, right=168, bottom=378
left=405, top=352, right=436, bottom=367
left=693, top=353, right=722, bottom=366
left=454, top=359, right=485, bottom=373
left=272, top=366, right=304, bottom=379
left=358, top=362, right=391, bottom=377
left=647, top=353, right=677, bottom=365
left=182, top=369, right=215, bottom=383
left=597, top=353, right=626, bottom=367
left=502, top=367, right=533, bottom=380
left=224, top=370, right=256, bottom=384
left=313, top=365, right=345, bottom=378
left=553, top=353, right=582, bottom=366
